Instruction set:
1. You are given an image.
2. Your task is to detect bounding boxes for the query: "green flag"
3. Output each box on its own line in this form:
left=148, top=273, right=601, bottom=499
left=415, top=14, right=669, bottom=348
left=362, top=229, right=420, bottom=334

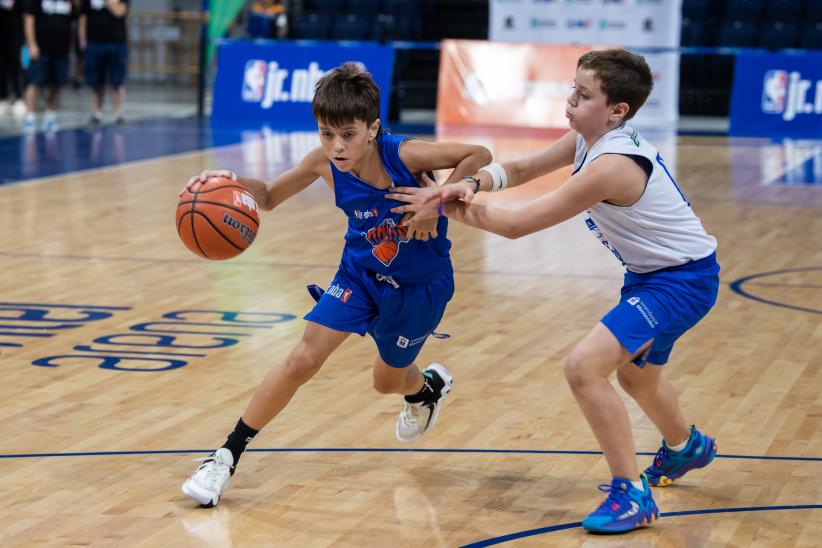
left=206, top=0, right=247, bottom=68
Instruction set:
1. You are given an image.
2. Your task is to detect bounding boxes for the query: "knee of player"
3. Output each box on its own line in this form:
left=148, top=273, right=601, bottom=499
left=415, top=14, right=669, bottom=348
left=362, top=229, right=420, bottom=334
left=282, top=346, right=324, bottom=383
left=563, top=350, right=598, bottom=389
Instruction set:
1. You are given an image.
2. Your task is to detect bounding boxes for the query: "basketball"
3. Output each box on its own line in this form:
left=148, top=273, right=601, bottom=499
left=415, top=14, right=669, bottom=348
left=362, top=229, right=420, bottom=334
left=175, top=176, right=261, bottom=260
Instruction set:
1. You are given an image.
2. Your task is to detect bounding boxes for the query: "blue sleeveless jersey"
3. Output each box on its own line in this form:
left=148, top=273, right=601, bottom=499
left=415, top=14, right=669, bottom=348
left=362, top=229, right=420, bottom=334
left=332, top=131, right=452, bottom=283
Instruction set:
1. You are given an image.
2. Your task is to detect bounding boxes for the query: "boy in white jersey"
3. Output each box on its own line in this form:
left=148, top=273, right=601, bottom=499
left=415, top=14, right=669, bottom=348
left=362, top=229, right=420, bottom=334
left=387, top=49, right=719, bottom=534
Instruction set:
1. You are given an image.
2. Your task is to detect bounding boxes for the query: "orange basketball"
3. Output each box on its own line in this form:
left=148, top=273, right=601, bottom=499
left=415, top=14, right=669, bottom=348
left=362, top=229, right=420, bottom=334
left=372, top=240, right=398, bottom=265
left=175, top=176, right=261, bottom=260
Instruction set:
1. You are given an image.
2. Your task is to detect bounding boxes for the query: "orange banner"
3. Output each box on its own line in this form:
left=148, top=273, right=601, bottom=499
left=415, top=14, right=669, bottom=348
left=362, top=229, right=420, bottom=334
left=436, top=40, right=605, bottom=129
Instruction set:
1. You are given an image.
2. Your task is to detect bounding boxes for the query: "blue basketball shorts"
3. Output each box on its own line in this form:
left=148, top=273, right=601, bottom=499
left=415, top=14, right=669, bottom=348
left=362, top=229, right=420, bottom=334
left=304, top=263, right=455, bottom=368
left=28, top=54, right=69, bottom=87
left=601, top=252, right=720, bottom=366
left=84, top=42, right=128, bottom=88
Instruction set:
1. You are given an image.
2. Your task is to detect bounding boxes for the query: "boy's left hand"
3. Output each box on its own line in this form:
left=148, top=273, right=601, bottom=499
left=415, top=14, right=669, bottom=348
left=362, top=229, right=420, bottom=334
left=387, top=172, right=476, bottom=223
left=405, top=215, right=438, bottom=241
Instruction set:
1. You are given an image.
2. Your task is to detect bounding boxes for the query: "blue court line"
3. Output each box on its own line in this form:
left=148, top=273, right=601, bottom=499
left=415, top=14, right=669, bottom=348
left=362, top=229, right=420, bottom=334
left=1, top=447, right=821, bottom=461
left=729, top=267, right=822, bottom=315
left=0, top=302, right=131, bottom=310
left=462, top=504, right=822, bottom=547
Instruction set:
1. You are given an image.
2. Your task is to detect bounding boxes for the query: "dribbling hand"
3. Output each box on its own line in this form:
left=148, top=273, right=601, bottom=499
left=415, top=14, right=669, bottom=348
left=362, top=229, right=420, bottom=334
left=180, top=170, right=237, bottom=197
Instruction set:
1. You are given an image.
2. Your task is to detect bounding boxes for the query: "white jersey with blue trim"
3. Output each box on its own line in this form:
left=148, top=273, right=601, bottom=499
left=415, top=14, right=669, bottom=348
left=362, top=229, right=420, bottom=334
left=573, top=124, right=716, bottom=274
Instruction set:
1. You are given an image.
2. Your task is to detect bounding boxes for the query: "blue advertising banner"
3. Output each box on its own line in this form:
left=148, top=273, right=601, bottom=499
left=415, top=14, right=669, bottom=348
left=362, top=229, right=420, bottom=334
left=730, top=52, right=822, bottom=138
left=212, top=40, right=395, bottom=124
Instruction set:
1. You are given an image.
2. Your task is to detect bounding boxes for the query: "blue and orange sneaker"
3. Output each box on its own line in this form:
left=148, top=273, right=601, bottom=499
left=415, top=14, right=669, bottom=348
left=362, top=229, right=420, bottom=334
left=582, top=474, right=659, bottom=533
left=644, top=425, right=717, bottom=487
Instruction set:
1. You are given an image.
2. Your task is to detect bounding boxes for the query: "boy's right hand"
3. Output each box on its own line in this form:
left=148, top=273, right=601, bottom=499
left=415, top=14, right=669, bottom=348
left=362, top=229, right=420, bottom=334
left=179, top=170, right=237, bottom=196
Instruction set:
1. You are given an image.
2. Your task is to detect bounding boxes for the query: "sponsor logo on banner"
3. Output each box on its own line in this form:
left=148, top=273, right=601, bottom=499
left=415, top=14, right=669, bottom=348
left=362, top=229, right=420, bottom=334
left=761, top=70, right=822, bottom=121
left=762, top=70, right=788, bottom=113
left=531, top=17, right=558, bottom=29
left=242, top=60, right=268, bottom=102
left=242, top=60, right=327, bottom=109
left=599, top=19, right=627, bottom=30
left=567, top=18, right=592, bottom=29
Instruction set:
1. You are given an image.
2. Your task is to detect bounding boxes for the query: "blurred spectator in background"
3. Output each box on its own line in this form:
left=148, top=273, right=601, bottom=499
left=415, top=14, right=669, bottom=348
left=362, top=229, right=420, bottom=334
left=79, top=0, right=128, bottom=127
left=0, top=0, right=27, bottom=116
left=247, top=0, right=287, bottom=39
left=23, top=0, right=75, bottom=133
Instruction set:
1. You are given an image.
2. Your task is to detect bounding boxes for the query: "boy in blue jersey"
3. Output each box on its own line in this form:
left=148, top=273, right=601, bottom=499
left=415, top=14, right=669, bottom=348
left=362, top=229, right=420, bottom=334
left=181, top=62, right=491, bottom=508
left=387, top=50, right=719, bottom=534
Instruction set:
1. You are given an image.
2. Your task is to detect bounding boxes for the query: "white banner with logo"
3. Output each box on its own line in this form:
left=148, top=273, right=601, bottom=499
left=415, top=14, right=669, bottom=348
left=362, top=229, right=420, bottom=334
left=489, top=0, right=681, bottom=126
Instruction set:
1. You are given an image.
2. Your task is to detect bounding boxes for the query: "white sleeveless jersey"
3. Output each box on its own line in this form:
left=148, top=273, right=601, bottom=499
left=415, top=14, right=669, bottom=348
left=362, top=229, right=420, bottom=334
left=573, top=125, right=716, bottom=274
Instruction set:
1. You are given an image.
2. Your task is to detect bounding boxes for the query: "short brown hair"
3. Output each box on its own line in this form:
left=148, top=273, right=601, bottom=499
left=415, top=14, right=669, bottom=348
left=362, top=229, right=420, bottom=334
left=312, top=62, right=380, bottom=128
left=577, top=49, right=653, bottom=121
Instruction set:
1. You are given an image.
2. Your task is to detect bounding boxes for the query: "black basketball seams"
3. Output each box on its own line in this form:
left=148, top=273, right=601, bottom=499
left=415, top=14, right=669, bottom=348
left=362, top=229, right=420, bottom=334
left=192, top=210, right=245, bottom=251
left=192, top=183, right=248, bottom=195
left=179, top=200, right=259, bottom=226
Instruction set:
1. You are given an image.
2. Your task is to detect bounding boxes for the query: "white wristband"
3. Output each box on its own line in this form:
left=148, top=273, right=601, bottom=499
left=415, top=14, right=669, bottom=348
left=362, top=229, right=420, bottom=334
left=479, top=162, right=508, bottom=192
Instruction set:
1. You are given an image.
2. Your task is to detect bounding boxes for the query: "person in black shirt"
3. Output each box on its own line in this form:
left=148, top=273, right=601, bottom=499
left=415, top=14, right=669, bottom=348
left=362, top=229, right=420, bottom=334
left=23, top=0, right=74, bottom=132
left=0, top=0, right=26, bottom=116
left=79, top=0, right=127, bottom=126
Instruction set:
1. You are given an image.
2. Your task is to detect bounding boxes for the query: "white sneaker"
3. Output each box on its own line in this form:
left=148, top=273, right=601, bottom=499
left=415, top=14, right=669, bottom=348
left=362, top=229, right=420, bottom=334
left=23, top=113, right=36, bottom=134
left=43, top=111, right=58, bottom=133
left=396, top=363, right=453, bottom=443
left=182, top=448, right=234, bottom=507
left=12, top=100, right=27, bottom=117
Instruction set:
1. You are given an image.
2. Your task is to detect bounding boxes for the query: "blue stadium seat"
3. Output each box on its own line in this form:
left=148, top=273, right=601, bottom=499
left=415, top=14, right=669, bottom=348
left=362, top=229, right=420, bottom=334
left=724, top=0, right=764, bottom=22
left=331, top=14, right=374, bottom=41
left=759, top=21, right=798, bottom=49
left=347, top=0, right=384, bottom=17
left=805, top=2, right=822, bottom=22
left=718, top=20, right=758, bottom=47
left=376, top=13, right=396, bottom=42
left=763, top=0, right=803, bottom=22
left=305, top=0, right=346, bottom=14
left=680, top=18, right=704, bottom=46
left=799, top=22, right=822, bottom=50
left=682, top=0, right=711, bottom=22
left=247, top=12, right=273, bottom=39
left=293, top=13, right=332, bottom=40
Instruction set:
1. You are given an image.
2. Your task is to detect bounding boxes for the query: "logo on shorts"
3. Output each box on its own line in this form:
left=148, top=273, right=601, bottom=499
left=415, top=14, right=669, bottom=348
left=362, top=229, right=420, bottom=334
left=327, top=284, right=352, bottom=303
left=396, top=336, right=409, bottom=348
left=627, top=296, right=641, bottom=305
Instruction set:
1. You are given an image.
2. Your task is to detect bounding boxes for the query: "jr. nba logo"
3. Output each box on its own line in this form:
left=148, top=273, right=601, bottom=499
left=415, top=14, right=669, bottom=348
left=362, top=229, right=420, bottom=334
left=762, top=70, right=788, bottom=113
left=242, top=60, right=267, bottom=102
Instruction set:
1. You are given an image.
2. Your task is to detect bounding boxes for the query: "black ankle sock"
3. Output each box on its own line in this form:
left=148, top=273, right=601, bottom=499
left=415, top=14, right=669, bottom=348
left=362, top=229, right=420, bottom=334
left=221, top=417, right=259, bottom=472
left=404, top=371, right=443, bottom=404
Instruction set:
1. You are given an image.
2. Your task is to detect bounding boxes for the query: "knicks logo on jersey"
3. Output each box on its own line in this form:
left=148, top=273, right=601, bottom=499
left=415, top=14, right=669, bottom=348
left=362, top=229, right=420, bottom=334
left=362, top=218, right=409, bottom=267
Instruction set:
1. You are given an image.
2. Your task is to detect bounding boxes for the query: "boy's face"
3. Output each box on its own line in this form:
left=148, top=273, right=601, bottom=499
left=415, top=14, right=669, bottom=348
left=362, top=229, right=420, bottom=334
left=317, top=118, right=380, bottom=172
left=565, top=68, right=628, bottom=135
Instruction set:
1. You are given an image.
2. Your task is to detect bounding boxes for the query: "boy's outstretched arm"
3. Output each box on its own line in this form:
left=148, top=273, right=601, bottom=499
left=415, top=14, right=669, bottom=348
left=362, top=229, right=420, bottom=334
left=387, top=130, right=577, bottom=220
left=399, top=139, right=492, bottom=184
left=185, top=147, right=330, bottom=212
left=445, top=154, right=643, bottom=239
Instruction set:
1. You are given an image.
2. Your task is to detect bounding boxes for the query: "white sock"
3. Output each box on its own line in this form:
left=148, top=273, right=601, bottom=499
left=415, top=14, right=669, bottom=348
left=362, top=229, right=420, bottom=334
left=631, top=480, right=645, bottom=491
left=668, top=438, right=689, bottom=452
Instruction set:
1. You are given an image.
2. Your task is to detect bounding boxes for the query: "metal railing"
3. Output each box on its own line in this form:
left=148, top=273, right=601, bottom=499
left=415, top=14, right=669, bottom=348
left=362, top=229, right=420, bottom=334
left=128, top=11, right=204, bottom=83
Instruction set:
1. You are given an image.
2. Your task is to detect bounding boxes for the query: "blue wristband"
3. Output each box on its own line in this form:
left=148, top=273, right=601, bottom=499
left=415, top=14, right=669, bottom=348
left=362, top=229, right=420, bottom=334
left=437, top=201, right=445, bottom=216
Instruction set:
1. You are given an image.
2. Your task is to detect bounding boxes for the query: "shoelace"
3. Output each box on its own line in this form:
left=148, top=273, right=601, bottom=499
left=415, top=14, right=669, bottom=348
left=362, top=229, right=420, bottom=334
left=595, top=482, right=630, bottom=512
left=650, top=447, right=669, bottom=471
left=400, top=403, right=422, bottom=426
left=192, top=455, right=230, bottom=485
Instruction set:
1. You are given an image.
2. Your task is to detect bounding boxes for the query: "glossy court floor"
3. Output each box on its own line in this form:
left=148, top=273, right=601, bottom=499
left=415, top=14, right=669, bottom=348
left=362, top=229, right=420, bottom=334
left=0, top=114, right=820, bottom=546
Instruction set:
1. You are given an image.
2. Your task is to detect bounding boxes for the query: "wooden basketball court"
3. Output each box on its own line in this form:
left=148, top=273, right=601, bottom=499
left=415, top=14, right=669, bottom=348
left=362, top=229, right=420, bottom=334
left=1, top=129, right=820, bottom=546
